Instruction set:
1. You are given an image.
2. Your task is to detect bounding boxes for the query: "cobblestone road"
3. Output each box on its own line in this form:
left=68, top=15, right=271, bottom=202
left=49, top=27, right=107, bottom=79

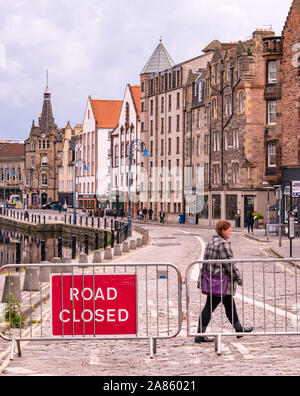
left=1, top=225, right=300, bottom=376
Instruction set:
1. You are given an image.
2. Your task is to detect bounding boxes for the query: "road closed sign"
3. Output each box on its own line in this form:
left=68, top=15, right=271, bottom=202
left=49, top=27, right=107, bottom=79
left=51, top=274, right=137, bottom=336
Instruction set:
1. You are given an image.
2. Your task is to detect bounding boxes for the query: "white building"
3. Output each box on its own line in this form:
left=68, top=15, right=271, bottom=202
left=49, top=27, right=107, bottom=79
left=78, top=96, right=122, bottom=211
left=110, top=84, right=142, bottom=213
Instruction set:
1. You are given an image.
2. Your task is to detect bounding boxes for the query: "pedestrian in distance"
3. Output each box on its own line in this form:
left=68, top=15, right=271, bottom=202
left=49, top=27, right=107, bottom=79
left=148, top=208, right=153, bottom=221
left=142, top=207, right=147, bottom=221
left=195, top=220, right=253, bottom=343
left=159, top=210, right=165, bottom=224
left=245, top=211, right=254, bottom=234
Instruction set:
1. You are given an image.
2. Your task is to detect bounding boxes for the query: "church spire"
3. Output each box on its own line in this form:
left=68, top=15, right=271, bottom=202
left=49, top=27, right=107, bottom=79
left=39, top=70, right=55, bottom=133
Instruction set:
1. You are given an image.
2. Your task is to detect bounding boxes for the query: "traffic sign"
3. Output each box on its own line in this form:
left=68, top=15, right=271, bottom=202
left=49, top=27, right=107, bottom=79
left=292, top=181, right=300, bottom=197
left=51, top=274, right=137, bottom=336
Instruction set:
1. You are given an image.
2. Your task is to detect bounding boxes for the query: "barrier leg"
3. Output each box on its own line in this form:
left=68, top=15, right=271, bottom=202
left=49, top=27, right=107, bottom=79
left=214, top=335, right=222, bottom=356
left=153, top=338, right=157, bottom=356
left=10, top=338, right=15, bottom=360
left=17, top=340, right=22, bottom=357
left=149, top=337, right=154, bottom=359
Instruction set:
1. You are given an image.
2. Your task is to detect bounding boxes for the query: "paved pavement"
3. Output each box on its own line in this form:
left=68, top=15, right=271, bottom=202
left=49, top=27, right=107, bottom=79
left=0, top=221, right=300, bottom=377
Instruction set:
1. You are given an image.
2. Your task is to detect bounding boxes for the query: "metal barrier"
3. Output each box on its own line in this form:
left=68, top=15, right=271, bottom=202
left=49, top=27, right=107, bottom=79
left=186, top=259, right=300, bottom=355
left=0, top=262, right=182, bottom=360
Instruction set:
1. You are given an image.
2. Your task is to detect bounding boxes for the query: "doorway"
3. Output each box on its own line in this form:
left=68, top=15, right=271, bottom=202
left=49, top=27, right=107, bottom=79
left=244, top=195, right=255, bottom=226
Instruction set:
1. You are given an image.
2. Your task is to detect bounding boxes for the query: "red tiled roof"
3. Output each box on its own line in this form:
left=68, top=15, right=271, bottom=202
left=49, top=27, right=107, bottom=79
left=90, top=99, right=123, bottom=129
left=129, top=85, right=141, bottom=118
left=0, top=143, right=25, bottom=158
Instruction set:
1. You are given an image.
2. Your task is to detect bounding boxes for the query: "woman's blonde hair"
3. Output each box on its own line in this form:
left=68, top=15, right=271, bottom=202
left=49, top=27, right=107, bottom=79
left=215, top=220, right=232, bottom=236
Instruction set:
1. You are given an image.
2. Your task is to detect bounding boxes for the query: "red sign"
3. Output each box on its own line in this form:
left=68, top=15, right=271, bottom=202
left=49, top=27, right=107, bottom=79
left=51, top=275, right=137, bottom=336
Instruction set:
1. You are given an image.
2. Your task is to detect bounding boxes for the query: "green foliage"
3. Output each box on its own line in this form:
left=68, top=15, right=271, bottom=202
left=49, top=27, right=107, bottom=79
left=254, top=212, right=264, bottom=219
left=5, top=294, right=26, bottom=329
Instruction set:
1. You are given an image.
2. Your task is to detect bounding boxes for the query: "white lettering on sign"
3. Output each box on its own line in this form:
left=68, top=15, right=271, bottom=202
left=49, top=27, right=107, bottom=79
left=59, top=309, right=129, bottom=323
left=292, top=43, right=300, bottom=68
left=70, top=287, right=118, bottom=301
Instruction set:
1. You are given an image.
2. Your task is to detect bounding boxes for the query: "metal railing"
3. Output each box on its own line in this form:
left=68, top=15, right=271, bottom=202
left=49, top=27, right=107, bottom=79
left=0, top=262, right=182, bottom=360
left=186, top=258, right=300, bottom=355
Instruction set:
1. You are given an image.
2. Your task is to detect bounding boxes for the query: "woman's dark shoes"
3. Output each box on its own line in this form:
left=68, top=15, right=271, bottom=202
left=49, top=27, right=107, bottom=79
left=235, top=326, right=253, bottom=339
left=194, top=336, right=214, bottom=343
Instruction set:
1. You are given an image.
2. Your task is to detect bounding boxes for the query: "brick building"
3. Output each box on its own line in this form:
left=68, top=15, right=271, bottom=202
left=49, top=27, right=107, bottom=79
left=0, top=143, right=25, bottom=202
left=24, top=86, right=64, bottom=208
left=184, top=30, right=280, bottom=227
left=280, top=0, right=300, bottom=221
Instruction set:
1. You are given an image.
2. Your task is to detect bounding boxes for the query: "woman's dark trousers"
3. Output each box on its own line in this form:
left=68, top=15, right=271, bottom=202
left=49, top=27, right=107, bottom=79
left=197, top=295, right=241, bottom=332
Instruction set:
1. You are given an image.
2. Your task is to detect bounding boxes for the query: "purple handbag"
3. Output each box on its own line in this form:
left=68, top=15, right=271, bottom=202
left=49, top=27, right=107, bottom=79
left=201, top=271, right=229, bottom=297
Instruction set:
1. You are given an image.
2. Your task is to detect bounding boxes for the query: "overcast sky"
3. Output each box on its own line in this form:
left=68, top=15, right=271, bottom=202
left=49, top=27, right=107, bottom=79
left=0, top=0, right=293, bottom=141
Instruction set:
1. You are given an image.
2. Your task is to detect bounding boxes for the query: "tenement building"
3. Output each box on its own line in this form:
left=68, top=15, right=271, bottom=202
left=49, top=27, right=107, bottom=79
left=184, top=29, right=283, bottom=227
left=0, top=143, right=25, bottom=202
left=280, top=0, right=300, bottom=221
left=110, top=84, right=141, bottom=215
left=140, top=40, right=213, bottom=222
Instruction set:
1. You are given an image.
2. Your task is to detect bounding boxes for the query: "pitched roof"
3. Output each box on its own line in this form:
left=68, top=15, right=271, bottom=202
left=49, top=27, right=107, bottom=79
left=90, top=99, right=123, bottom=129
left=141, top=42, right=175, bottom=74
left=0, top=143, right=25, bottom=158
left=129, top=85, right=141, bottom=118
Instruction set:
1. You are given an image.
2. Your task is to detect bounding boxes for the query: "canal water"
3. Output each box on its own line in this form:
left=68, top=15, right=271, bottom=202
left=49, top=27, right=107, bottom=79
left=0, top=227, right=93, bottom=266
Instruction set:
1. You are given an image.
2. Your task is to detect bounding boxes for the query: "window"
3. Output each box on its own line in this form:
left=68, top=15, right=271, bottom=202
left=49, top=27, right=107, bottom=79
left=168, top=138, right=172, bottom=155
left=150, top=120, right=153, bottom=136
left=233, top=129, right=239, bottom=149
left=267, top=142, right=277, bottom=167
left=161, top=118, right=164, bottom=134
left=161, top=97, right=164, bottom=113
left=225, top=95, right=232, bottom=115
left=232, top=163, right=239, bottom=183
left=213, top=132, right=220, bottom=151
left=239, top=91, right=244, bottom=113
left=226, top=195, right=237, bottom=220
left=177, top=92, right=180, bottom=108
left=237, top=58, right=242, bottom=78
left=41, top=156, right=48, bottom=168
left=213, top=164, right=220, bottom=184
left=176, top=115, right=180, bottom=131
left=226, top=61, right=231, bottom=81
left=168, top=116, right=172, bottom=133
left=214, top=64, right=218, bottom=84
left=212, top=98, right=217, bottom=118
left=268, top=100, right=277, bottom=124
left=25, top=175, right=29, bottom=186
left=176, top=137, right=180, bottom=154
left=141, top=101, right=145, bottom=112
left=268, top=60, right=277, bottom=83
left=168, top=95, right=172, bottom=111
left=150, top=100, right=153, bottom=116
left=41, top=174, right=48, bottom=186
left=212, top=194, right=221, bottom=219
left=161, top=139, right=164, bottom=155
left=198, top=81, right=204, bottom=102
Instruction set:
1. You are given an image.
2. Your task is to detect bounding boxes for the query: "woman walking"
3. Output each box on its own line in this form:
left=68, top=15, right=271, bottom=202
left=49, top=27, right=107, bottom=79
left=195, top=220, right=253, bottom=343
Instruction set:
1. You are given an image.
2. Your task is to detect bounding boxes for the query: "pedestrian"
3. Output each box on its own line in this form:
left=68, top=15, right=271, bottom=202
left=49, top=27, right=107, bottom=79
left=245, top=211, right=254, bottom=234
left=142, top=207, right=147, bottom=221
left=113, top=209, right=118, bottom=219
left=159, top=210, right=165, bottom=224
left=138, top=209, right=143, bottom=221
left=148, top=208, right=153, bottom=221
left=195, top=220, right=253, bottom=343
left=58, top=202, right=62, bottom=214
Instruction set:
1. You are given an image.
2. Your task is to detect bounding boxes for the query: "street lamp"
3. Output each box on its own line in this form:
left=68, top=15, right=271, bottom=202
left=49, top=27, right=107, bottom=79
left=127, top=139, right=150, bottom=237
left=73, top=159, right=88, bottom=225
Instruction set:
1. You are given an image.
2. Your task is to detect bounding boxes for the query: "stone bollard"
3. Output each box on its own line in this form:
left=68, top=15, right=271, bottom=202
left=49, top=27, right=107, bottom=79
left=122, top=241, right=129, bottom=253
left=39, top=261, right=51, bottom=283
left=136, top=238, right=143, bottom=248
left=142, top=234, right=148, bottom=245
left=2, top=275, right=22, bottom=303
left=62, top=257, right=73, bottom=273
left=93, top=250, right=103, bottom=264
left=23, top=268, right=40, bottom=291
left=129, top=240, right=136, bottom=250
left=78, top=253, right=88, bottom=268
left=113, top=244, right=122, bottom=256
left=51, top=257, right=62, bottom=273
left=104, top=247, right=113, bottom=260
